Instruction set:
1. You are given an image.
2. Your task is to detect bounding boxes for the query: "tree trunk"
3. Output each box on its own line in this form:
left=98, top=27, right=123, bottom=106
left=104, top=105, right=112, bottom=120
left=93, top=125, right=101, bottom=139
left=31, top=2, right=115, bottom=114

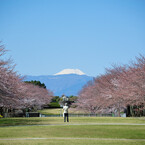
left=130, top=105, right=135, bottom=117
left=118, top=108, right=120, bottom=117
left=117, top=103, right=121, bottom=117
left=3, top=107, right=8, bottom=118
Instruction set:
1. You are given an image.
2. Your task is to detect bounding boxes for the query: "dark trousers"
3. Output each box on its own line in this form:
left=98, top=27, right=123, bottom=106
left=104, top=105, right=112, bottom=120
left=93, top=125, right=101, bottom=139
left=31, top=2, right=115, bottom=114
left=64, top=113, right=69, bottom=122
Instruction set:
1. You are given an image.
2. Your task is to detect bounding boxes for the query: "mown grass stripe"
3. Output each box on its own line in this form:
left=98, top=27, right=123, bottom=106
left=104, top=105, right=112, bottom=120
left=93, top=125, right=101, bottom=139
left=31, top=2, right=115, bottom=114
left=0, top=123, right=145, bottom=128
left=0, top=137, right=145, bottom=141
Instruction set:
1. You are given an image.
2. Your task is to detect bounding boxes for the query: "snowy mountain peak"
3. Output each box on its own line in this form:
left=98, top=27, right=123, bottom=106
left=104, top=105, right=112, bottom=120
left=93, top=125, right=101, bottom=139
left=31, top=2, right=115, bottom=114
left=54, top=69, right=85, bottom=75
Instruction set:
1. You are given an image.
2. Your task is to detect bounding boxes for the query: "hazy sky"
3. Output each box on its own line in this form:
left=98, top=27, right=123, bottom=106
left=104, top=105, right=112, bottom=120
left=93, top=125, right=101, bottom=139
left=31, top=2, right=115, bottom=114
left=0, top=0, right=145, bottom=76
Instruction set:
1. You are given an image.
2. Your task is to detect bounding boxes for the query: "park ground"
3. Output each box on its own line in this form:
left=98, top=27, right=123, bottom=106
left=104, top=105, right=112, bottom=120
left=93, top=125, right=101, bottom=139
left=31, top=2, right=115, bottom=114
left=38, top=108, right=91, bottom=115
left=0, top=117, right=145, bottom=145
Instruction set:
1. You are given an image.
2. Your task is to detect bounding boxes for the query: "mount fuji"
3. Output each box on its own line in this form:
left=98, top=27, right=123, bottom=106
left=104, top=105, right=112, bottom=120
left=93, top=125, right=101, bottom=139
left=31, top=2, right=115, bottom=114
left=54, top=69, right=85, bottom=75
left=24, top=69, right=93, bottom=96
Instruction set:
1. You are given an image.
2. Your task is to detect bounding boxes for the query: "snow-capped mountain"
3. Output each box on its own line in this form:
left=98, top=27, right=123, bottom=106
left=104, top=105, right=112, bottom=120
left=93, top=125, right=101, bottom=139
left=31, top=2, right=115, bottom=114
left=24, top=69, right=93, bottom=96
left=54, top=69, right=85, bottom=75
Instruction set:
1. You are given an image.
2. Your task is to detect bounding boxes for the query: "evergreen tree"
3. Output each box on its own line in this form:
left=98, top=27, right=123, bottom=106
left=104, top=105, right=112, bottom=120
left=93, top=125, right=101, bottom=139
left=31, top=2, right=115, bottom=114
left=25, top=80, right=46, bottom=89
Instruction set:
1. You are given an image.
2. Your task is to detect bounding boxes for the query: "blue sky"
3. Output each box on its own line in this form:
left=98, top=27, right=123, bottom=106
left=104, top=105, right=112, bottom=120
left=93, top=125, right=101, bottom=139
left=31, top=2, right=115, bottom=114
left=0, top=0, right=145, bottom=76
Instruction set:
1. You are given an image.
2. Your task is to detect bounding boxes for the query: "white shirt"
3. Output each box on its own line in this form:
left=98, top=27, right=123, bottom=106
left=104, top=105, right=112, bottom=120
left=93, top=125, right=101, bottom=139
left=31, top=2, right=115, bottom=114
left=63, top=106, right=69, bottom=113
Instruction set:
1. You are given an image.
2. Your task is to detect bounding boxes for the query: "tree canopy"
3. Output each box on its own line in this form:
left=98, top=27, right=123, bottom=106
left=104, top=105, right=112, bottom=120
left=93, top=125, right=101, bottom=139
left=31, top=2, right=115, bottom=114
left=77, top=55, right=145, bottom=116
left=0, top=44, right=53, bottom=117
left=25, top=80, right=46, bottom=88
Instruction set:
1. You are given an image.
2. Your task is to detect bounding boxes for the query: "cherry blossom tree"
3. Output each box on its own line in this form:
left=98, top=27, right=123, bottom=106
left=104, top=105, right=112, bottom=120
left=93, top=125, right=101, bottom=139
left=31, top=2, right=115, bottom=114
left=0, top=44, right=53, bottom=117
left=124, top=55, right=145, bottom=115
left=19, top=82, right=53, bottom=112
left=77, top=77, right=112, bottom=114
left=77, top=55, right=145, bottom=117
left=0, top=44, right=23, bottom=116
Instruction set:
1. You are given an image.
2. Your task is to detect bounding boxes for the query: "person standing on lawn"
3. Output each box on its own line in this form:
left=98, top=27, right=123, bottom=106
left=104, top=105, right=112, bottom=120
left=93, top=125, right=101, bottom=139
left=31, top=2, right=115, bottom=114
left=63, top=103, right=69, bottom=122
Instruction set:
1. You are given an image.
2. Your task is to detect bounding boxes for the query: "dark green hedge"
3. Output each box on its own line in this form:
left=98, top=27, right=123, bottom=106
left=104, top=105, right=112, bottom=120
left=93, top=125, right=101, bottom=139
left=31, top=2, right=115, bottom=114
left=48, top=102, right=61, bottom=108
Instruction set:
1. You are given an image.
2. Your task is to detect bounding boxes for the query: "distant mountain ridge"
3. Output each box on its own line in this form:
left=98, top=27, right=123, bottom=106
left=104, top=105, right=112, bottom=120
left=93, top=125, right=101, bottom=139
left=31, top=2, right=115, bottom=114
left=24, top=74, right=93, bottom=96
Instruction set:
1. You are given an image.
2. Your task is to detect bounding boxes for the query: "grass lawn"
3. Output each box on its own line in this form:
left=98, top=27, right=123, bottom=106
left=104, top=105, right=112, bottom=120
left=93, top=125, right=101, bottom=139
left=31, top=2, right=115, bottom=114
left=38, top=108, right=63, bottom=115
left=0, top=117, right=145, bottom=145
left=0, top=139, right=145, bottom=145
left=0, top=117, right=145, bottom=126
left=38, top=108, right=88, bottom=115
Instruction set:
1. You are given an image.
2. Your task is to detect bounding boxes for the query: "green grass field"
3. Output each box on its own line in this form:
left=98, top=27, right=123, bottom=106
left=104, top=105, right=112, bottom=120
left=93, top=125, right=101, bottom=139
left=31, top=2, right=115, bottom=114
left=38, top=108, right=88, bottom=115
left=0, top=117, right=145, bottom=145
